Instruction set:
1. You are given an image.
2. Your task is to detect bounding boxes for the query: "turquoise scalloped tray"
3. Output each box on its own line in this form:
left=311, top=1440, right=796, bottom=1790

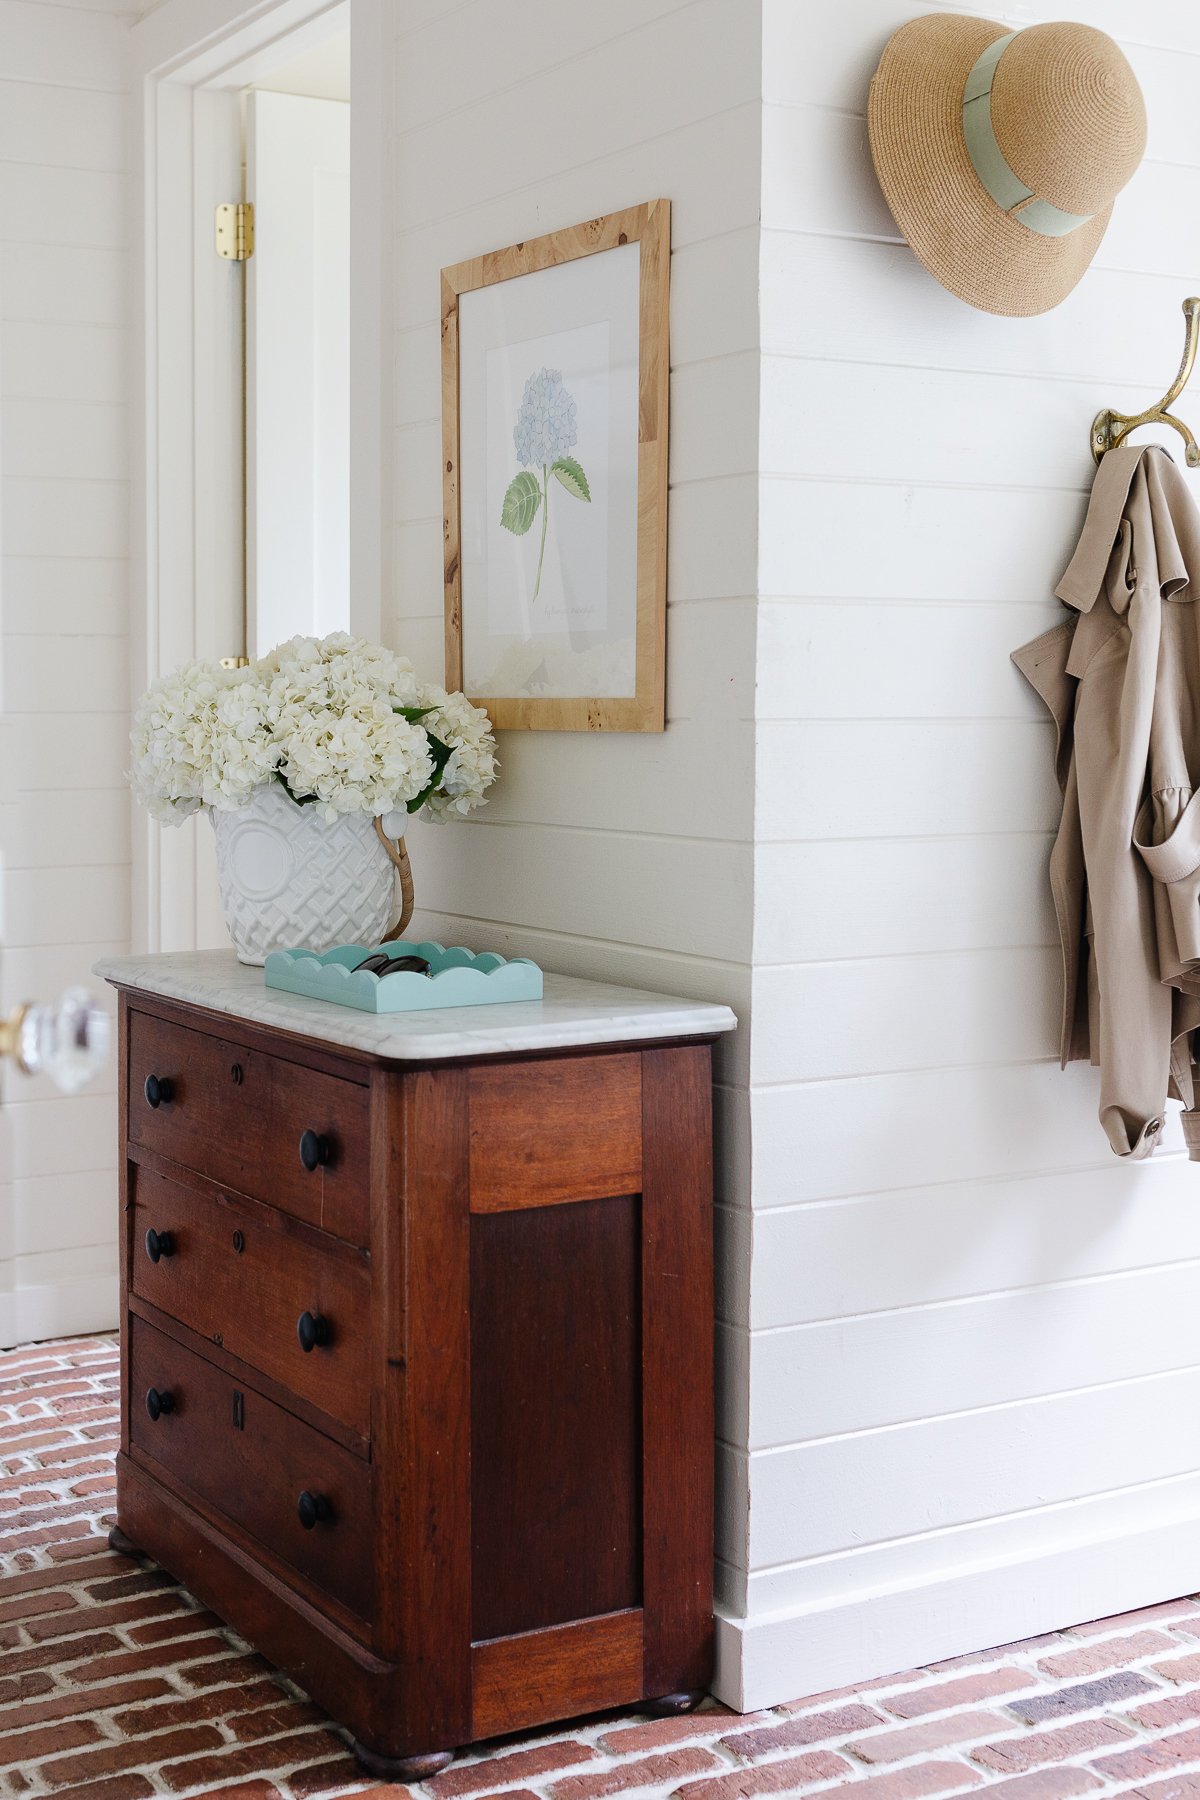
left=263, top=939, right=543, bottom=1014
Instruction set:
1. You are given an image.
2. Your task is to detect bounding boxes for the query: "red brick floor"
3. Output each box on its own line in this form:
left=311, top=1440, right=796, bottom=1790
left=6, top=1341, right=1200, bottom=1800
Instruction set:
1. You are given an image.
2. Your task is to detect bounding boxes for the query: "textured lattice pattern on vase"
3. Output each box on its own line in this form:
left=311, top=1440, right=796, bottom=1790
left=212, top=784, right=397, bottom=965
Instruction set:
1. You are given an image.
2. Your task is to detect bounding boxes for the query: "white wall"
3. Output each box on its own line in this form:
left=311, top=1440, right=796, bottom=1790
left=386, top=0, right=763, bottom=1589
left=0, top=0, right=134, bottom=1346
left=719, top=0, right=1200, bottom=1712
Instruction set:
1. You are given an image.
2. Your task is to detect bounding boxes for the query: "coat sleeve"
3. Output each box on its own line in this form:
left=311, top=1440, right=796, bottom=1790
left=1011, top=619, right=1089, bottom=1070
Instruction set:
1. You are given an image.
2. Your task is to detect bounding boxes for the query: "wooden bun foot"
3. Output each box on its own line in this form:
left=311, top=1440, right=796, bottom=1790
left=351, top=1740, right=455, bottom=1780
left=643, top=1690, right=706, bottom=1717
left=644, top=1692, right=708, bottom=1720
left=107, top=1526, right=140, bottom=1557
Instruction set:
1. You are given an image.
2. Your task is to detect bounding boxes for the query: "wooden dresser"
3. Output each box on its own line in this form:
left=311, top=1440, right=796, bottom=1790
left=97, top=951, right=736, bottom=1779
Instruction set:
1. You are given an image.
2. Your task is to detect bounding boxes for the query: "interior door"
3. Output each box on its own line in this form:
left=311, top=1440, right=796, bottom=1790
left=246, top=90, right=351, bottom=658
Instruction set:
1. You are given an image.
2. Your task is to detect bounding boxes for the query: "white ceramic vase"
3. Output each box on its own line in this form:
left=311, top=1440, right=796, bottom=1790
left=211, top=783, right=407, bottom=966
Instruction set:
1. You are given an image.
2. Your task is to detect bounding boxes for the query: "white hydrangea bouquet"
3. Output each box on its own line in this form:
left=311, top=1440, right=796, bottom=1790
left=130, top=633, right=497, bottom=964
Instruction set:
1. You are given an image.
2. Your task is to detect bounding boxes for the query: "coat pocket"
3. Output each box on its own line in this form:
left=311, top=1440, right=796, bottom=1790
left=1135, top=787, right=1200, bottom=977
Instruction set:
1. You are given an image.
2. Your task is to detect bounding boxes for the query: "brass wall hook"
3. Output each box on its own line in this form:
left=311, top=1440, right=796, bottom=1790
left=1092, top=296, right=1200, bottom=468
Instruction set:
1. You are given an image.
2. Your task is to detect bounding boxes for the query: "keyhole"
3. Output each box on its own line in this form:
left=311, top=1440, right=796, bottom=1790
left=230, top=1063, right=244, bottom=1085
left=232, top=1231, right=245, bottom=1255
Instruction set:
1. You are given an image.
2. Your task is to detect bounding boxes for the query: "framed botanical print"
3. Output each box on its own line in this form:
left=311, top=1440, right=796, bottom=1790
left=441, top=200, right=669, bottom=732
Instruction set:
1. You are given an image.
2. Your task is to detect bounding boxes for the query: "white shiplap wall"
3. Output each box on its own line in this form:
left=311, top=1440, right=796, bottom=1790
left=0, top=0, right=134, bottom=1346
left=722, top=0, right=1200, bottom=1712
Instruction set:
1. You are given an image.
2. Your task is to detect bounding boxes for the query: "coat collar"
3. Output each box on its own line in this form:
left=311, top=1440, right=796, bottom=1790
left=1056, top=443, right=1199, bottom=614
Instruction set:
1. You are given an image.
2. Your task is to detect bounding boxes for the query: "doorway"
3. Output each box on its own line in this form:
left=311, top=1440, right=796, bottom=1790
left=130, top=0, right=390, bottom=954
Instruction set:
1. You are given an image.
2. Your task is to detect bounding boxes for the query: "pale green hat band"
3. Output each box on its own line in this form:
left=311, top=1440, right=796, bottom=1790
left=962, top=33, right=1094, bottom=238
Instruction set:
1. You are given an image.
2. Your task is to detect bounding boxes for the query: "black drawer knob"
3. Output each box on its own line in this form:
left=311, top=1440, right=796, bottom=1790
left=144, top=1228, right=176, bottom=1264
left=298, top=1130, right=331, bottom=1172
left=297, top=1490, right=333, bottom=1530
left=145, top=1387, right=175, bottom=1422
left=297, top=1311, right=331, bottom=1353
left=144, top=1074, right=175, bottom=1109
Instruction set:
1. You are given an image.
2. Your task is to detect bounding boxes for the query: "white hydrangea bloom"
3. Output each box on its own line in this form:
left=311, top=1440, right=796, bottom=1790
left=205, top=674, right=279, bottom=810
left=129, top=632, right=495, bottom=827
left=128, top=661, right=275, bottom=825
left=414, top=684, right=499, bottom=822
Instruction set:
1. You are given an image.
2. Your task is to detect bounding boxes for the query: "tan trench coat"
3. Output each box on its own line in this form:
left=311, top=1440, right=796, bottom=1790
left=1013, top=443, right=1200, bottom=1160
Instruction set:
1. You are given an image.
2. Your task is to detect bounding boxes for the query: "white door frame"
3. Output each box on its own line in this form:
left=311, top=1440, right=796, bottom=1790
left=130, top=0, right=391, bottom=953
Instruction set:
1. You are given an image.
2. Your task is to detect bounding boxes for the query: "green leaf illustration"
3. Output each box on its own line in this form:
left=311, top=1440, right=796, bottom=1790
left=551, top=456, right=591, bottom=501
left=500, top=471, right=543, bottom=535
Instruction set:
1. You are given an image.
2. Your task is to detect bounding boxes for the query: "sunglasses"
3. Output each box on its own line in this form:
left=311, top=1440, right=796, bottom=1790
left=352, top=952, right=433, bottom=977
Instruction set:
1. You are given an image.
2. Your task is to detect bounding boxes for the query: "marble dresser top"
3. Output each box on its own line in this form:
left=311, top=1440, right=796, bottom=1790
left=95, top=950, right=737, bottom=1064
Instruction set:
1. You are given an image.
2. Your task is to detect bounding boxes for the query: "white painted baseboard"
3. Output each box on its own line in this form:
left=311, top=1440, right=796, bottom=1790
left=713, top=1479, right=1200, bottom=1711
left=0, top=1274, right=119, bottom=1351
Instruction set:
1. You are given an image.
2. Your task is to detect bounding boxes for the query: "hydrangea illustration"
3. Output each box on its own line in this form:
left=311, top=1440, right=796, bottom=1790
left=501, top=366, right=591, bottom=601
left=513, top=368, right=578, bottom=466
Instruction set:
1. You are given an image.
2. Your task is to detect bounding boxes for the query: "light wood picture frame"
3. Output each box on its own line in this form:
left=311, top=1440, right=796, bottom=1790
left=441, top=200, right=669, bottom=733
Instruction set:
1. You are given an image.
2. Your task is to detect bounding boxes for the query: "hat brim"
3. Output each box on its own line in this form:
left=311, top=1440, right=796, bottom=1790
left=867, top=12, right=1110, bottom=318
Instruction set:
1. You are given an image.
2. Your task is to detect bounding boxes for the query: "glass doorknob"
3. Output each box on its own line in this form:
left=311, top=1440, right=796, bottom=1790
left=0, top=989, right=110, bottom=1093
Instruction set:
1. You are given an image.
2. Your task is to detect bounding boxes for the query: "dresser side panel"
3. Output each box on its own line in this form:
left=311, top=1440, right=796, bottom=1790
left=395, top=1065, right=473, bottom=1748
left=641, top=1043, right=716, bottom=1696
left=470, top=1193, right=643, bottom=1641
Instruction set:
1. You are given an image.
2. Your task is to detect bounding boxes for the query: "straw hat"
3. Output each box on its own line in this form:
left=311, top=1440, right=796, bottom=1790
left=867, top=16, right=1146, bottom=317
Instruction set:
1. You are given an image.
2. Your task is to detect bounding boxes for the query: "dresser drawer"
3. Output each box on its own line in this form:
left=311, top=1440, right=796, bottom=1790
left=131, top=1166, right=371, bottom=1440
left=129, top=1316, right=373, bottom=1625
left=128, top=1010, right=370, bottom=1245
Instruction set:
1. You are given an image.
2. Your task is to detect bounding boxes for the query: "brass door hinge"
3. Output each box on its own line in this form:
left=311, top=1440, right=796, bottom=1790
left=215, top=201, right=255, bottom=261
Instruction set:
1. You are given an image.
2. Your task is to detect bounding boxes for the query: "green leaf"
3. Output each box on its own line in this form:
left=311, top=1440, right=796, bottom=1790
left=274, top=770, right=317, bottom=806
left=392, top=704, right=437, bottom=722
left=551, top=456, right=591, bottom=501
left=407, top=732, right=454, bottom=812
left=500, top=471, right=542, bottom=535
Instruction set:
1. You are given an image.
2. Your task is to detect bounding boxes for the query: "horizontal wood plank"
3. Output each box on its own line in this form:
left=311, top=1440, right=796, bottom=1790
left=759, top=476, right=1083, bottom=604
left=755, top=721, right=1058, bottom=844
left=756, top=601, right=1054, bottom=722
left=748, top=1061, right=1179, bottom=1209
left=755, top=836, right=1056, bottom=965
left=471, top=1610, right=644, bottom=1740
left=737, top=1361, right=1200, bottom=1570
left=743, top=1257, right=1200, bottom=1449
left=752, top=946, right=1060, bottom=1083
left=468, top=1055, right=642, bottom=1212
left=750, top=1159, right=1200, bottom=1330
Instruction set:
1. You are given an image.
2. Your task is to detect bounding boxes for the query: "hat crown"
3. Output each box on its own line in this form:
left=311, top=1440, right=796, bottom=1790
left=991, top=22, right=1146, bottom=218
